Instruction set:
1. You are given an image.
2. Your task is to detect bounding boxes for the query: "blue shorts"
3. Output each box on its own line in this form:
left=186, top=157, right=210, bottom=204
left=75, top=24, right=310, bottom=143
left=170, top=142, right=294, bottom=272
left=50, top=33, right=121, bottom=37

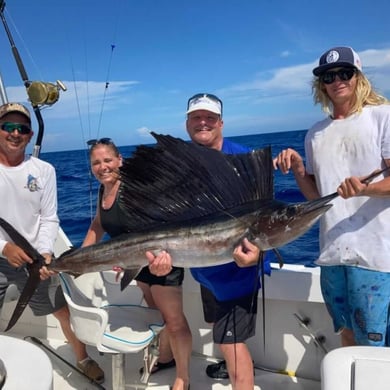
left=320, top=265, right=390, bottom=346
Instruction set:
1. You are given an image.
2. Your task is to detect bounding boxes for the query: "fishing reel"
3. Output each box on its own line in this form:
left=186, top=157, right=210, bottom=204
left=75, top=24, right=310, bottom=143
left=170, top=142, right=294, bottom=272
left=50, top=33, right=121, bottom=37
left=26, top=80, right=67, bottom=106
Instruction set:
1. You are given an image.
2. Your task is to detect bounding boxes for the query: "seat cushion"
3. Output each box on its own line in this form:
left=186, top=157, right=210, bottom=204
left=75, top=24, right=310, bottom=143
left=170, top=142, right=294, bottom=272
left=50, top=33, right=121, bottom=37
left=101, top=305, right=165, bottom=352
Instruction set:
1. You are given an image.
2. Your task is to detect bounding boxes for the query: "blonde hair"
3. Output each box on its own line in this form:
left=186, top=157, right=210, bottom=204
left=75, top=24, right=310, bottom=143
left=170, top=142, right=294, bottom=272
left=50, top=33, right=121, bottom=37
left=89, top=139, right=120, bottom=158
left=312, top=70, right=389, bottom=116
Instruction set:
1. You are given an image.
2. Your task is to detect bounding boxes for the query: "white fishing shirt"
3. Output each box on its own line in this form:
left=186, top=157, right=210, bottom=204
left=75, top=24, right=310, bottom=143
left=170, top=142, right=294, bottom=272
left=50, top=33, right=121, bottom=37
left=0, top=155, right=59, bottom=256
left=305, top=104, right=390, bottom=271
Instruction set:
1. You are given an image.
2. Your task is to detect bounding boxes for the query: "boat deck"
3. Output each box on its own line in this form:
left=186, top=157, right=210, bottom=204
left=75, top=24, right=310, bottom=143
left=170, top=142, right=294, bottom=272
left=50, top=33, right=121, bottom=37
left=29, top=337, right=321, bottom=390
left=0, top=265, right=333, bottom=390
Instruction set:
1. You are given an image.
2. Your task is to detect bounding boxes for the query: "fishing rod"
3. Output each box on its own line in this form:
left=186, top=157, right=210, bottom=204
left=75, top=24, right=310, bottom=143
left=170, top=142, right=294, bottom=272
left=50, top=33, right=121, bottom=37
left=25, top=336, right=106, bottom=390
left=0, top=0, right=66, bottom=157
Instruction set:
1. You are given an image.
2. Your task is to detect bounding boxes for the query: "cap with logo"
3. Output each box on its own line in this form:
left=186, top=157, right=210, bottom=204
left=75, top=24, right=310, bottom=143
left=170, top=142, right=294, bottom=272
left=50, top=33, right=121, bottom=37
left=312, top=46, right=362, bottom=76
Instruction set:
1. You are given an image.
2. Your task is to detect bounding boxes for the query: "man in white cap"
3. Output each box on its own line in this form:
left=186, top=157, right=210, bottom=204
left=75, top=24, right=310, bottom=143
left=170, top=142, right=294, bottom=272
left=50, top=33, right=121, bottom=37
left=185, top=93, right=264, bottom=387
left=0, top=102, right=104, bottom=383
left=147, top=93, right=270, bottom=390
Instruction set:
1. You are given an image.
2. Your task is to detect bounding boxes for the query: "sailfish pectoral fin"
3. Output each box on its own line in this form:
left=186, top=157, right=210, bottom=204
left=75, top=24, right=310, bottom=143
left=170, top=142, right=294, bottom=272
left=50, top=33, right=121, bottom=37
left=272, top=248, right=284, bottom=269
left=5, top=262, right=42, bottom=331
left=120, top=267, right=143, bottom=291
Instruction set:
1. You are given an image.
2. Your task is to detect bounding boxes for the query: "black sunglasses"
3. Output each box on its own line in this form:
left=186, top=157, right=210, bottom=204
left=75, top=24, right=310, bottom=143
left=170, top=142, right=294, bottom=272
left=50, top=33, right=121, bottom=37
left=187, top=93, right=223, bottom=117
left=86, top=138, right=113, bottom=146
left=0, top=121, right=31, bottom=135
left=320, top=68, right=356, bottom=85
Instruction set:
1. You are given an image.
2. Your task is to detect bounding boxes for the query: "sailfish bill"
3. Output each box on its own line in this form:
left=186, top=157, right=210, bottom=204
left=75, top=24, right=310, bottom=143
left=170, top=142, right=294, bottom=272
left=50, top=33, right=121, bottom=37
left=0, top=133, right=334, bottom=331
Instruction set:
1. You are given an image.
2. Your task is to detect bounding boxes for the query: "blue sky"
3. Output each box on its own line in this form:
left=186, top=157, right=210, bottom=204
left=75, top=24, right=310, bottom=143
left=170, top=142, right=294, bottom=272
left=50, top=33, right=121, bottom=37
left=1, top=0, right=390, bottom=152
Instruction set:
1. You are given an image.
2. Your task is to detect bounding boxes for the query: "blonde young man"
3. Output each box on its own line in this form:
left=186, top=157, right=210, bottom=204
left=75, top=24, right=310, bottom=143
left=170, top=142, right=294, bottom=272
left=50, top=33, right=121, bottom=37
left=274, top=47, right=390, bottom=347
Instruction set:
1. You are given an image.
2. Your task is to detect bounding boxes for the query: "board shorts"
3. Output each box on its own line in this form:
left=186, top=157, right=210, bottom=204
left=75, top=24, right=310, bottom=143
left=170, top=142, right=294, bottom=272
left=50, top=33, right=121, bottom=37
left=0, top=260, right=66, bottom=316
left=135, top=266, right=184, bottom=286
left=320, top=265, right=390, bottom=346
left=201, top=285, right=258, bottom=344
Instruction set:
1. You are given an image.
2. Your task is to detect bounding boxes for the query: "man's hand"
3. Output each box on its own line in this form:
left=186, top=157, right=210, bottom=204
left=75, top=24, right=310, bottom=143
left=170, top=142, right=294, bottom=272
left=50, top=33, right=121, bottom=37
left=39, top=253, right=56, bottom=280
left=273, top=148, right=305, bottom=177
left=233, top=238, right=261, bottom=267
left=337, top=176, right=368, bottom=198
left=146, top=250, right=173, bottom=276
left=2, top=242, right=33, bottom=267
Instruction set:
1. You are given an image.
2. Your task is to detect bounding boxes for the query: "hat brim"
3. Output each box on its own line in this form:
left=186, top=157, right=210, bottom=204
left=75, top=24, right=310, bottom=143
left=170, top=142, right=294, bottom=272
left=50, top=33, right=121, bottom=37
left=313, top=63, right=358, bottom=76
left=186, top=103, right=221, bottom=115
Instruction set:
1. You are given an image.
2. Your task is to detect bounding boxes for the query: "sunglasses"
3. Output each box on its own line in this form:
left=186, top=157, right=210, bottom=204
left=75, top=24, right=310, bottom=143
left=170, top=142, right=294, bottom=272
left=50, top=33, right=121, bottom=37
left=320, top=68, right=356, bottom=85
left=0, top=121, right=31, bottom=135
left=86, top=138, right=113, bottom=146
left=187, top=93, right=223, bottom=116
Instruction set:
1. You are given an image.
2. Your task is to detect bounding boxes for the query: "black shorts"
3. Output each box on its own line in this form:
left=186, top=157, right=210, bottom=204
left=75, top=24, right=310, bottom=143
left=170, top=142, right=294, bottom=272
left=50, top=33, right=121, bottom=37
left=200, top=285, right=258, bottom=344
left=200, top=285, right=218, bottom=323
left=135, top=266, right=184, bottom=286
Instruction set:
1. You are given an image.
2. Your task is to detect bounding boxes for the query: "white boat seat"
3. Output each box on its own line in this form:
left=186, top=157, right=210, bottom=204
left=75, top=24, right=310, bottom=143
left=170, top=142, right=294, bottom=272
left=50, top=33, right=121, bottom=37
left=59, top=271, right=165, bottom=389
left=321, top=346, right=390, bottom=390
left=0, top=335, right=53, bottom=389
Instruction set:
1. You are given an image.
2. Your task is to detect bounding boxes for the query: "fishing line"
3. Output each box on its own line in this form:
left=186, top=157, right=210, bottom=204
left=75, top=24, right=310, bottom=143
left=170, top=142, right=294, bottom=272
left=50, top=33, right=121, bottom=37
left=94, top=0, right=123, bottom=140
left=2, top=7, right=43, bottom=81
left=95, top=44, right=116, bottom=141
left=227, top=251, right=262, bottom=389
left=254, top=251, right=266, bottom=353
left=66, top=31, right=96, bottom=222
left=83, top=2, right=122, bottom=221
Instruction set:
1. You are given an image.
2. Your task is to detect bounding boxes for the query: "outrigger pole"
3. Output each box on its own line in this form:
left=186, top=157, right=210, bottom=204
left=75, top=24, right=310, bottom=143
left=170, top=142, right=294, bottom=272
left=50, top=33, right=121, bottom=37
left=0, top=0, right=66, bottom=157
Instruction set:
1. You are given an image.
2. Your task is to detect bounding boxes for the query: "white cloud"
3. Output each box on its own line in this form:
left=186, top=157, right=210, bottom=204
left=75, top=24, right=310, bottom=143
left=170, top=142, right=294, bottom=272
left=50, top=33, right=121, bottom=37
left=219, top=48, right=390, bottom=101
left=6, top=80, right=139, bottom=119
left=136, top=126, right=152, bottom=137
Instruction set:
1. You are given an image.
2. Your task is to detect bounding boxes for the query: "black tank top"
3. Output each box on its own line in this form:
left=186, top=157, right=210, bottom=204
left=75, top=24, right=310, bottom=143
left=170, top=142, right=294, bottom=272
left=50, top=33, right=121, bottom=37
left=99, top=184, right=130, bottom=238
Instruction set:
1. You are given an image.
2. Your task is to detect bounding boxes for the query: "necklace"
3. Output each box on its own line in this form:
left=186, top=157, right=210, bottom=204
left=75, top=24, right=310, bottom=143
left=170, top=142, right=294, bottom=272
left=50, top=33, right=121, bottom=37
left=102, top=182, right=119, bottom=209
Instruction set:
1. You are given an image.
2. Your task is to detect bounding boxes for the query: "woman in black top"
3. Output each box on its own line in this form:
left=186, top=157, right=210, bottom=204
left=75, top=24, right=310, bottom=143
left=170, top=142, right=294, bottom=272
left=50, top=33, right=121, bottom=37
left=82, top=139, right=192, bottom=390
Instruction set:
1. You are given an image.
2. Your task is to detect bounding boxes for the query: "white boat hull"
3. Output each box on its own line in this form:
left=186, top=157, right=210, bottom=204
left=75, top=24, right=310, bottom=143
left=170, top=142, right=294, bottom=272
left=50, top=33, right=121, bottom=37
left=0, top=257, right=342, bottom=389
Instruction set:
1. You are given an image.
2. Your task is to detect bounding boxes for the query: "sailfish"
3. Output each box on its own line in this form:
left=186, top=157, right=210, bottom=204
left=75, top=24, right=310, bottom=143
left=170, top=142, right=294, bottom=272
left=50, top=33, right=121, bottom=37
left=0, top=132, right=336, bottom=331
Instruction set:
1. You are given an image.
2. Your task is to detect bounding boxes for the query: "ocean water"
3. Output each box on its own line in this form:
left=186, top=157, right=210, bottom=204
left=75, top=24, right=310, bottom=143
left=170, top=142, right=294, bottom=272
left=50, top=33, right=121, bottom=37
left=41, top=129, right=319, bottom=267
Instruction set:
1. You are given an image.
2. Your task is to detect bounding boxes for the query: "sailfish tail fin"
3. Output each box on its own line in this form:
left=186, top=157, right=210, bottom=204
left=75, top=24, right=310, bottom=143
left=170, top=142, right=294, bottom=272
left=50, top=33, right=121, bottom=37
left=0, top=217, right=45, bottom=331
left=0, top=217, right=44, bottom=262
left=5, top=263, right=41, bottom=331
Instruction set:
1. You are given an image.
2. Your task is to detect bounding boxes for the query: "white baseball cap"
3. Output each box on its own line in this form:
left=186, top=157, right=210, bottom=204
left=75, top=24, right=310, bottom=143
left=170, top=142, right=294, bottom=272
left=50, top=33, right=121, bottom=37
left=186, top=93, right=223, bottom=116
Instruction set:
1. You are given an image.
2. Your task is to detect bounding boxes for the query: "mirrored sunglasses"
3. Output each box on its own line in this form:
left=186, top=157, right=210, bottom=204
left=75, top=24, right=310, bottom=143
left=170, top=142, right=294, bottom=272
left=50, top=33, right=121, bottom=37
left=86, top=137, right=113, bottom=146
left=187, top=93, right=223, bottom=116
left=0, top=121, right=31, bottom=135
left=320, top=68, right=356, bottom=85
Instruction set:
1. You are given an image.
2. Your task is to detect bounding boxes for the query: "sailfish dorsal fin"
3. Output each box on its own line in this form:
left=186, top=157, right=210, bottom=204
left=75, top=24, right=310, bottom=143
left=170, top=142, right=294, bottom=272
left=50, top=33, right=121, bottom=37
left=118, top=133, right=273, bottom=231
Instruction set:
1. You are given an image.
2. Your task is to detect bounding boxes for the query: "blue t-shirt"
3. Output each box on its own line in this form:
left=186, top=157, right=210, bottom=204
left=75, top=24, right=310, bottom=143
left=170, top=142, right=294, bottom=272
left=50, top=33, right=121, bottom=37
left=190, top=139, right=271, bottom=301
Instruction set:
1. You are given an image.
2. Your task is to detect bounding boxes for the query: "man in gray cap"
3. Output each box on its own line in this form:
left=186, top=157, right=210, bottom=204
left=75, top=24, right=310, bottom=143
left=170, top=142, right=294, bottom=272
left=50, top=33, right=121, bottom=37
left=0, top=102, right=104, bottom=383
